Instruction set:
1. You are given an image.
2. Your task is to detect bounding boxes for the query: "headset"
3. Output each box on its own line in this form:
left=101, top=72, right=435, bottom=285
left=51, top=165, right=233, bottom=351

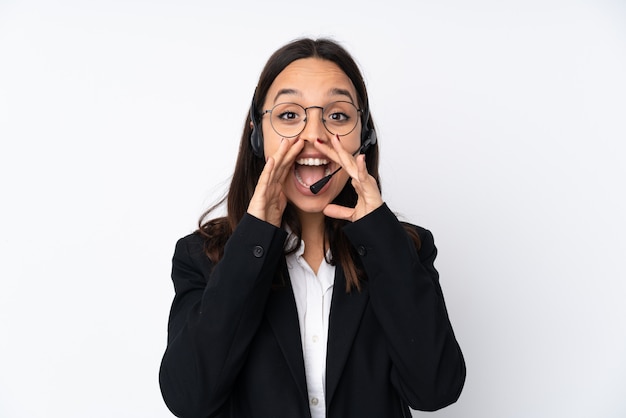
left=249, top=94, right=377, bottom=159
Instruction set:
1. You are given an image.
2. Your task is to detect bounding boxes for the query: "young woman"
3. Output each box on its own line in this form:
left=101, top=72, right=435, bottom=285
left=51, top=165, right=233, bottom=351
left=159, top=38, right=466, bottom=418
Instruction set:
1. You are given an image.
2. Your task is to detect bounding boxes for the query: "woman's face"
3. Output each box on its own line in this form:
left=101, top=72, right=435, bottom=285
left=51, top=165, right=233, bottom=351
left=261, top=57, right=362, bottom=216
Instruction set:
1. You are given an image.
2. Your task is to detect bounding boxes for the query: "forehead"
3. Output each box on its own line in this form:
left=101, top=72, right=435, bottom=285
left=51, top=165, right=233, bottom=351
left=264, top=58, right=357, bottom=106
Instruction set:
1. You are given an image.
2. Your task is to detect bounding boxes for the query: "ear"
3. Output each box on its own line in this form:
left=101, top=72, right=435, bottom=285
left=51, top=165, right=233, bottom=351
left=250, top=121, right=254, bottom=130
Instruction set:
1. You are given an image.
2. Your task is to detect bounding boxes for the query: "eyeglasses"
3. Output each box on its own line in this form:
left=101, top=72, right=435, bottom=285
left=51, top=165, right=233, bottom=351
left=261, top=101, right=362, bottom=138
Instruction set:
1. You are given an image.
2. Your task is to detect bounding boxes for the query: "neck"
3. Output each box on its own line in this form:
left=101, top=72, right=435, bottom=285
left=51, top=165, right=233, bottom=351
left=296, top=210, right=326, bottom=274
left=297, top=210, right=325, bottom=243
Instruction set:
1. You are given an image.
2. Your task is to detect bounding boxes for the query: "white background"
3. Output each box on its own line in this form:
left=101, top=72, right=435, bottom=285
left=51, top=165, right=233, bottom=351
left=1, top=0, right=625, bottom=417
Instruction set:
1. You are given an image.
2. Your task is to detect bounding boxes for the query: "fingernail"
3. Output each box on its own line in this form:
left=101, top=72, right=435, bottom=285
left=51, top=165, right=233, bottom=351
left=316, top=138, right=324, bottom=144
left=336, top=134, right=341, bottom=142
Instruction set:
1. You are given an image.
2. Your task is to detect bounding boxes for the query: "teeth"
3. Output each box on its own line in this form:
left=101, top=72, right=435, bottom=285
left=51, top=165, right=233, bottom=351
left=295, top=165, right=332, bottom=188
left=295, top=171, right=308, bottom=187
left=296, top=158, right=329, bottom=166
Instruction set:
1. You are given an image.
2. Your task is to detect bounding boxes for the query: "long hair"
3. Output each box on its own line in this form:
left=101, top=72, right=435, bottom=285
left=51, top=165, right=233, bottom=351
left=198, top=38, right=419, bottom=291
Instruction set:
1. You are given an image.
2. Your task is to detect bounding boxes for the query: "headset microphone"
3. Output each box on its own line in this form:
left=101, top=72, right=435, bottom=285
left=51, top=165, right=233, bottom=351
left=309, top=137, right=374, bottom=194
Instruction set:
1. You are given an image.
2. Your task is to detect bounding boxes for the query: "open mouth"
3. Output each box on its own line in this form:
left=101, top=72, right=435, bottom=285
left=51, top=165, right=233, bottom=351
left=294, top=157, right=332, bottom=188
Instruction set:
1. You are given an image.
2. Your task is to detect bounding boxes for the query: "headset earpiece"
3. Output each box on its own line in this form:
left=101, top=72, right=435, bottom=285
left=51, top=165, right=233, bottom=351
left=360, top=106, right=377, bottom=153
left=359, top=129, right=377, bottom=154
left=249, top=98, right=264, bottom=158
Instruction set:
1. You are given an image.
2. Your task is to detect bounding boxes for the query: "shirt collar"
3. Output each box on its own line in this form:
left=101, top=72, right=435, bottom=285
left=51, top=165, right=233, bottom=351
left=284, top=227, right=333, bottom=277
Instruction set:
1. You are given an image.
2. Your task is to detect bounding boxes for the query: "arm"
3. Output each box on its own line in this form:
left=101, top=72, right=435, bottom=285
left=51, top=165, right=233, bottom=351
left=159, top=214, right=287, bottom=417
left=343, top=204, right=466, bottom=411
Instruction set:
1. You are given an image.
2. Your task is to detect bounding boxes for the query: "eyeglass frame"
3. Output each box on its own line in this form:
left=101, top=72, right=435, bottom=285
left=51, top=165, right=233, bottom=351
left=260, top=101, right=364, bottom=138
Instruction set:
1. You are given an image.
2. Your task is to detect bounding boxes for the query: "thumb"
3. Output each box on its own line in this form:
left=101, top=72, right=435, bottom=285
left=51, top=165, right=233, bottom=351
left=323, top=204, right=354, bottom=221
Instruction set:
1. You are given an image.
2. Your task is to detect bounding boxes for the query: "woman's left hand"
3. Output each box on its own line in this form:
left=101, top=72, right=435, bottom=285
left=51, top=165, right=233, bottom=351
left=318, top=134, right=384, bottom=222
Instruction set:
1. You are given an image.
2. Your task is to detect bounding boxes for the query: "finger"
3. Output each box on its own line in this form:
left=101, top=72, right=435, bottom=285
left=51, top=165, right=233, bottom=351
left=253, top=157, right=277, bottom=203
left=247, top=157, right=276, bottom=220
left=272, top=137, right=302, bottom=183
left=356, top=154, right=369, bottom=182
left=323, top=204, right=355, bottom=221
left=328, top=134, right=359, bottom=178
left=314, top=135, right=341, bottom=163
left=258, top=156, right=276, bottom=187
left=313, top=134, right=348, bottom=166
left=352, top=156, right=383, bottom=205
left=277, top=137, right=303, bottom=176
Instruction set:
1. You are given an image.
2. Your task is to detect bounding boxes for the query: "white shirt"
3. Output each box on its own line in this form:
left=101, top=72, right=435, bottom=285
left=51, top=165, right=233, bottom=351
left=286, top=239, right=335, bottom=418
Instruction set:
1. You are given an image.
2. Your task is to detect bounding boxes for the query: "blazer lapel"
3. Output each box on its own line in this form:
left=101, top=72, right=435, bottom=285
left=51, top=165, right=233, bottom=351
left=265, top=266, right=308, bottom=403
left=325, top=267, right=370, bottom=406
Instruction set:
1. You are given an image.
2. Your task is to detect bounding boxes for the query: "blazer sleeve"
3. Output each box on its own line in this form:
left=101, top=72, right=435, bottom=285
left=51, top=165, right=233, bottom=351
left=159, top=214, right=288, bottom=417
left=343, top=203, right=466, bottom=411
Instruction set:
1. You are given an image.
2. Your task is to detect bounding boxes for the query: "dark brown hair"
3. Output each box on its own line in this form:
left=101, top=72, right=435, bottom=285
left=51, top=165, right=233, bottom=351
left=198, top=38, right=419, bottom=291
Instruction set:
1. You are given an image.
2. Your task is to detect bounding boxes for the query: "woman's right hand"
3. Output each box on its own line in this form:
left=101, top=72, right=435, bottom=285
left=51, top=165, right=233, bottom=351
left=247, top=137, right=303, bottom=227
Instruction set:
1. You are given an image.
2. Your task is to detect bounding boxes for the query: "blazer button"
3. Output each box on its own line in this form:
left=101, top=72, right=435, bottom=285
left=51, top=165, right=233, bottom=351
left=357, top=245, right=367, bottom=256
left=252, top=245, right=264, bottom=258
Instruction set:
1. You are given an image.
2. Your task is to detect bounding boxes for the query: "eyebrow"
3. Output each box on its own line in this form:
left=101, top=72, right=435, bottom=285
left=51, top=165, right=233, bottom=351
left=272, top=87, right=356, bottom=104
left=329, top=88, right=356, bottom=103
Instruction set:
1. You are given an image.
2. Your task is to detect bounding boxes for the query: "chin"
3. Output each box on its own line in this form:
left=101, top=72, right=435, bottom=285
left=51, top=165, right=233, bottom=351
left=285, top=177, right=346, bottom=216
left=288, top=198, right=330, bottom=215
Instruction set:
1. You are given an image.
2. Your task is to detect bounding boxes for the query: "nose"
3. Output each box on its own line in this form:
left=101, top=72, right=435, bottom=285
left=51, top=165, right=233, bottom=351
left=299, top=106, right=328, bottom=143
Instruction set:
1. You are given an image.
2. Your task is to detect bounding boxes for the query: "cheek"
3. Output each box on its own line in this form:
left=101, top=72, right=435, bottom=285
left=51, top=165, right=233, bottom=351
left=262, top=127, right=281, bottom=157
left=341, top=130, right=362, bottom=155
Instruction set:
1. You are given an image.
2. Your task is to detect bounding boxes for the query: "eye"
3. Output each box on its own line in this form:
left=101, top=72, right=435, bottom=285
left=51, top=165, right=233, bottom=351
left=272, top=103, right=304, bottom=125
left=327, top=111, right=350, bottom=122
left=325, top=102, right=354, bottom=124
left=277, top=111, right=299, bottom=121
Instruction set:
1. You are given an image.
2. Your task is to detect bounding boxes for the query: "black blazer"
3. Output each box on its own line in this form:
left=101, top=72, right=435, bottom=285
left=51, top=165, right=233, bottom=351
left=159, top=204, right=465, bottom=417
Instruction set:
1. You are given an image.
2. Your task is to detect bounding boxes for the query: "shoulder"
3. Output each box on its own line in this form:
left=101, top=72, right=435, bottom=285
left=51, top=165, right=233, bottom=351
left=170, top=232, right=216, bottom=290
left=399, top=222, right=434, bottom=242
left=398, top=221, right=437, bottom=260
left=173, top=232, right=213, bottom=269
left=175, top=231, right=206, bottom=255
